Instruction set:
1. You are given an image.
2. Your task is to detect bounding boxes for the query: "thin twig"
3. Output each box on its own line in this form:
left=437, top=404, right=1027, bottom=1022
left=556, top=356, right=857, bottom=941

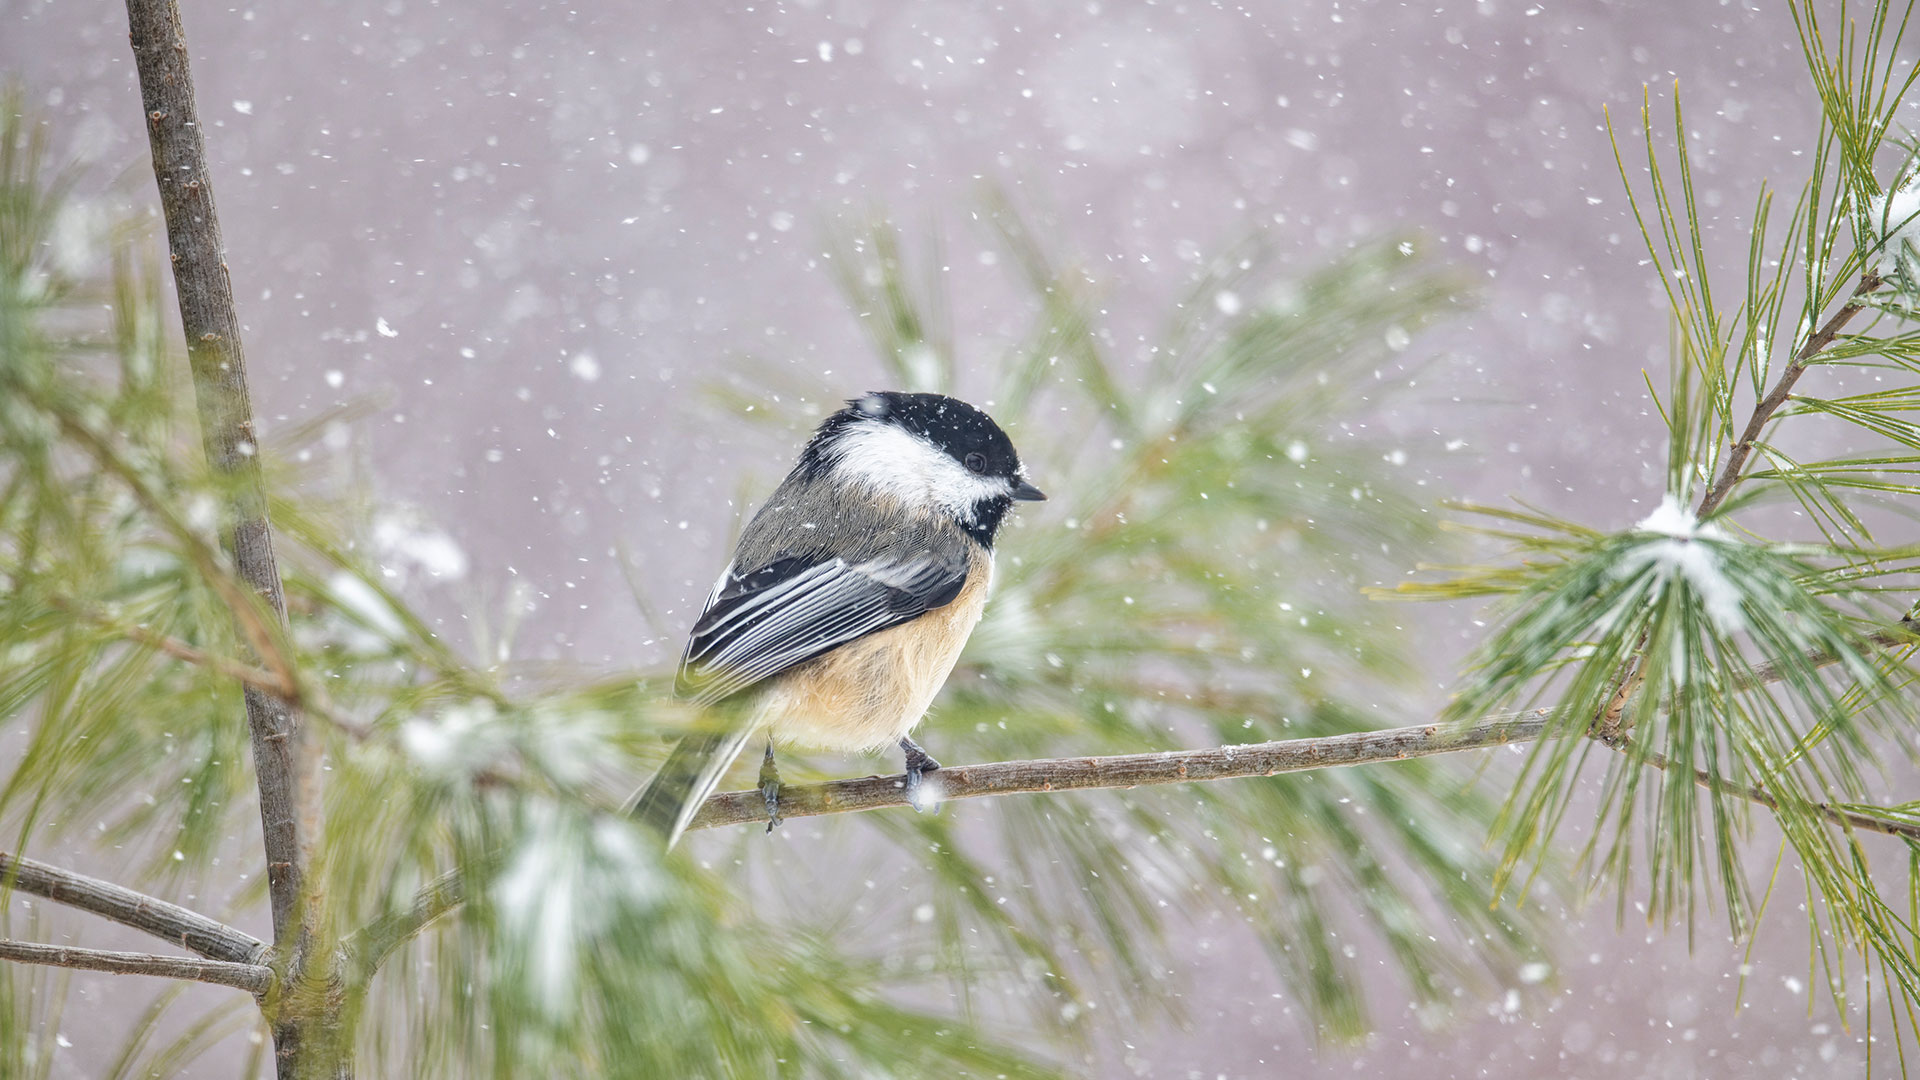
left=1589, top=626, right=1920, bottom=843
left=1739, top=625, right=1914, bottom=691
left=341, top=871, right=467, bottom=983
left=45, top=594, right=296, bottom=699
left=1600, top=738, right=1920, bottom=843
left=0, top=851, right=265, bottom=964
left=1697, top=272, right=1882, bottom=517
left=120, top=623, right=294, bottom=697
left=0, top=939, right=271, bottom=994
left=126, top=0, right=319, bottom=966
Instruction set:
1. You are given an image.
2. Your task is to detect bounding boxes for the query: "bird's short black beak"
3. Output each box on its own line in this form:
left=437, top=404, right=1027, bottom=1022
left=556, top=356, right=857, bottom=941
left=1012, top=479, right=1047, bottom=502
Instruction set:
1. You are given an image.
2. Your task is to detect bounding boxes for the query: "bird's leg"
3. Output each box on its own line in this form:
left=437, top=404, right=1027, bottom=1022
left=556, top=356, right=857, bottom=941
left=759, top=737, right=783, bottom=834
left=899, top=735, right=942, bottom=812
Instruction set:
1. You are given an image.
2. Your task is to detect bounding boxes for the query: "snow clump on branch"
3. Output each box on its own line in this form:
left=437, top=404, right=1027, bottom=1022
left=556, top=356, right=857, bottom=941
left=1622, top=495, right=1746, bottom=633
left=1867, top=174, right=1920, bottom=282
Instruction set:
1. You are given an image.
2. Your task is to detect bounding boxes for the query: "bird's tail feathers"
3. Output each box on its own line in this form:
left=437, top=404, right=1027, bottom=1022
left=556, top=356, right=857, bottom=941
left=628, top=725, right=758, bottom=848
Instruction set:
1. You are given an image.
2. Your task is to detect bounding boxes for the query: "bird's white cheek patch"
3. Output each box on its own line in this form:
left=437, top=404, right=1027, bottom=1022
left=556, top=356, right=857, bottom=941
left=830, top=422, right=1006, bottom=519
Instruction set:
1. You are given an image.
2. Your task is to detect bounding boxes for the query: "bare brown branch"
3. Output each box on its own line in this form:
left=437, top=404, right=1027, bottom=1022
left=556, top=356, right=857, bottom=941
left=688, top=712, right=1547, bottom=830
left=0, top=851, right=264, bottom=964
left=0, top=939, right=271, bottom=994
left=125, top=0, right=319, bottom=964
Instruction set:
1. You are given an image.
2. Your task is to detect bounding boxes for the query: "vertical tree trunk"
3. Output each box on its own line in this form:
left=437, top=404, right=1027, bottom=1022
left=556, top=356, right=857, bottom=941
left=122, top=1, right=336, bottom=1074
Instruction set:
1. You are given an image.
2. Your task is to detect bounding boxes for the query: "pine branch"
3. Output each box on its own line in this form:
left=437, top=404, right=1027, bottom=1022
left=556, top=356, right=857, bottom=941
left=0, top=851, right=265, bottom=964
left=1593, top=274, right=1886, bottom=749
left=347, top=623, right=1918, bottom=979
left=40, top=406, right=298, bottom=694
left=0, top=939, right=271, bottom=994
left=125, top=0, right=319, bottom=963
left=58, top=628, right=1920, bottom=1000
left=1697, top=271, right=1882, bottom=516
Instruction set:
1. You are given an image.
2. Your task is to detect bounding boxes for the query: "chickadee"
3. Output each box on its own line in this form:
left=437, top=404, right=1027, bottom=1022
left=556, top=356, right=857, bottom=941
left=631, top=391, right=1045, bottom=846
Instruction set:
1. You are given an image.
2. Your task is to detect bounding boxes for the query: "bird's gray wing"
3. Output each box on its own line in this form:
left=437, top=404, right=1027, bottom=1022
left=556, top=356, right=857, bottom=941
left=677, top=547, right=969, bottom=707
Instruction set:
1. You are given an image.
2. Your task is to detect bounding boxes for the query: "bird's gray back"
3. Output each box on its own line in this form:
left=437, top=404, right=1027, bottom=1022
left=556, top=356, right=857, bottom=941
left=732, top=471, right=972, bottom=571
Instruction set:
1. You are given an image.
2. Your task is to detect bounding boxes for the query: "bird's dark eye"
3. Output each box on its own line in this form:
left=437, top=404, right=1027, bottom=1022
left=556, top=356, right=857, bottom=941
left=963, top=451, right=987, bottom=474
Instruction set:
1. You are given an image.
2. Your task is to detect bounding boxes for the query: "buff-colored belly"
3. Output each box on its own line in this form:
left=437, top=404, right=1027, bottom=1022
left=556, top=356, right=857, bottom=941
left=759, top=551, right=990, bottom=753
